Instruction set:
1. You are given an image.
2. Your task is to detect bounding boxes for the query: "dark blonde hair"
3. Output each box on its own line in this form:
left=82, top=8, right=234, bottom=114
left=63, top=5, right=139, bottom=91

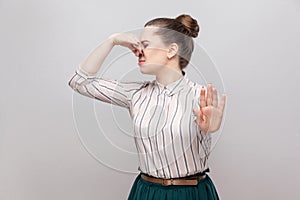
left=144, top=14, right=200, bottom=70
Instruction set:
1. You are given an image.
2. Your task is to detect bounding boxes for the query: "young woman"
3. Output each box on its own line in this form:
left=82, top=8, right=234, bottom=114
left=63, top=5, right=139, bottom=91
left=68, top=14, right=226, bottom=200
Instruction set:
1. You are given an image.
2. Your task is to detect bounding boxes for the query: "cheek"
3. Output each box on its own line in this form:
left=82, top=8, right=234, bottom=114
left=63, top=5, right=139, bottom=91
left=145, top=49, right=167, bottom=63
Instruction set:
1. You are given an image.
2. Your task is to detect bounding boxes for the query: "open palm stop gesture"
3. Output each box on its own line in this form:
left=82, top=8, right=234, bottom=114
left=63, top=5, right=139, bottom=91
left=193, top=84, right=226, bottom=134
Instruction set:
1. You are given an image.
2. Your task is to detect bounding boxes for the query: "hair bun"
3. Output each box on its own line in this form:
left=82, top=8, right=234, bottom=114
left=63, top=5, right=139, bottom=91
left=175, top=14, right=199, bottom=38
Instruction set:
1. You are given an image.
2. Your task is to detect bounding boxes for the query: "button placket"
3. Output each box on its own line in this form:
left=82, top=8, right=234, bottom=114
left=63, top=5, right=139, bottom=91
left=164, top=91, right=169, bottom=96
left=162, top=86, right=171, bottom=96
left=156, top=81, right=183, bottom=97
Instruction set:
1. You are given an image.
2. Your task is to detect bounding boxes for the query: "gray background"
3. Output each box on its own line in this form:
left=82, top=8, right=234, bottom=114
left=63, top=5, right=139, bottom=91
left=0, top=0, right=299, bottom=199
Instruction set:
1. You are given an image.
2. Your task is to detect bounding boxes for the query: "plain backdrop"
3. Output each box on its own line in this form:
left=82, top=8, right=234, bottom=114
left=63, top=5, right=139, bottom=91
left=0, top=0, right=299, bottom=199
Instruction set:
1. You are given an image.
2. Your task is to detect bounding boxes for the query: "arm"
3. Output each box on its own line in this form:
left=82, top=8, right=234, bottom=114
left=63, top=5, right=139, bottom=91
left=68, top=68, right=149, bottom=109
left=78, top=33, right=142, bottom=75
left=68, top=35, right=148, bottom=109
left=78, top=36, right=115, bottom=76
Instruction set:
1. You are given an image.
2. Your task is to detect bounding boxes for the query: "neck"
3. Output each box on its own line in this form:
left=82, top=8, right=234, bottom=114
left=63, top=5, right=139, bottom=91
left=155, top=66, right=184, bottom=86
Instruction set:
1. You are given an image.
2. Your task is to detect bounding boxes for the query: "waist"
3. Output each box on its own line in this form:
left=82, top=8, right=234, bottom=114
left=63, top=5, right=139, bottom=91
left=140, top=168, right=210, bottom=186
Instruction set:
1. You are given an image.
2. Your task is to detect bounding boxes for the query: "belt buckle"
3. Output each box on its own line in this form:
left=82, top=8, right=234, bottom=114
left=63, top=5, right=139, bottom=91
left=162, top=178, right=173, bottom=186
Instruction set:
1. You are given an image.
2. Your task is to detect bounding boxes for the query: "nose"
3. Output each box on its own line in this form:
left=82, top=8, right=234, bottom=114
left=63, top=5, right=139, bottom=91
left=133, top=43, right=144, bottom=57
left=135, top=49, right=144, bottom=58
left=139, top=50, right=144, bottom=57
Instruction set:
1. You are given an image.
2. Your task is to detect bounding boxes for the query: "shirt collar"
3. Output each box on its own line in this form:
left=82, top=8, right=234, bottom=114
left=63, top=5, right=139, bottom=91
left=154, top=70, right=188, bottom=96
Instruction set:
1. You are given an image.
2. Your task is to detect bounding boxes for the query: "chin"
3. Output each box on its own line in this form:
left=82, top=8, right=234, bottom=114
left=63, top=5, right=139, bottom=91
left=139, top=67, right=153, bottom=75
left=139, top=68, right=148, bottom=74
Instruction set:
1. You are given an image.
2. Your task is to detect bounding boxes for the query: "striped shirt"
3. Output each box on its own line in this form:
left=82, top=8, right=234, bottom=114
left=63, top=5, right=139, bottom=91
left=68, top=67, right=212, bottom=179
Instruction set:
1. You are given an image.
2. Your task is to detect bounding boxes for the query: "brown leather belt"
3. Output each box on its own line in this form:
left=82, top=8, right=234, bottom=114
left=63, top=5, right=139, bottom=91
left=141, top=173, right=207, bottom=186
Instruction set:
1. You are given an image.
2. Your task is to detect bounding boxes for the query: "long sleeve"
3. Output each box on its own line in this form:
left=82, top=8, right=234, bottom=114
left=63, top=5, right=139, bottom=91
left=68, top=66, right=150, bottom=109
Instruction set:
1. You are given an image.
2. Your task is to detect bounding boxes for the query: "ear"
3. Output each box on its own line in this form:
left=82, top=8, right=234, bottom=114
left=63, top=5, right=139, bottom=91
left=167, top=43, right=178, bottom=59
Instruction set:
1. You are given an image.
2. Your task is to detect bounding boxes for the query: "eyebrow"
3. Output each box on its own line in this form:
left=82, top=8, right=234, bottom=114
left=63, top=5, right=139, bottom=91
left=141, top=40, right=149, bottom=43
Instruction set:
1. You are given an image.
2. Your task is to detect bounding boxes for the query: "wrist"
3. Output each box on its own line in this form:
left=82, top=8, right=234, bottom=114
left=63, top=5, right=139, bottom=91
left=107, top=33, right=117, bottom=46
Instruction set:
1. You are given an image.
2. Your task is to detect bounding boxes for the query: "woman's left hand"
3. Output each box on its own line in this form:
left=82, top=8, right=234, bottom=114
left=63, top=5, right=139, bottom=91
left=193, top=83, right=226, bottom=134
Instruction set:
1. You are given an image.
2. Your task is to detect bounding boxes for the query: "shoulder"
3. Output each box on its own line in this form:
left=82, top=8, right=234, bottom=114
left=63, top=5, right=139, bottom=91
left=117, top=80, right=151, bottom=89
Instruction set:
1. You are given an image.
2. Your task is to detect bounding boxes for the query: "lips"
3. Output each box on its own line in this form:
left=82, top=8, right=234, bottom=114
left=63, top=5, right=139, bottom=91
left=138, top=59, right=145, bottom=64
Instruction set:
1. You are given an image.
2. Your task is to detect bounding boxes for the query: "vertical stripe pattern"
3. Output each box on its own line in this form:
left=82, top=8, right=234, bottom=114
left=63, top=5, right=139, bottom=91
left=68, top=67, right=212, bottom=179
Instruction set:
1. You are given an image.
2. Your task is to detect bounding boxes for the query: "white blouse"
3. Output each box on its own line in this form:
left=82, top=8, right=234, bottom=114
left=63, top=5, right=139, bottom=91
left=68, top=67, right=212, bottom=179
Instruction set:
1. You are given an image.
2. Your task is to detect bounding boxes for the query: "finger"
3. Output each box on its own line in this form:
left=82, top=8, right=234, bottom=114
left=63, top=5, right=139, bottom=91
left=212, top=87, right=218, bottom=107
left=131, top=49, right=139, bottom=57
left=200, top=86, right=206, bottom=108
left=139, top=43, right=144, bottom=54
left=141, top=49, right=144, bottom=57
left=132, top=43, right=142, bottom=54
left=207, top=83, right=213, bottom=106
left=131, top=44, right=142, bottom=55
left=219, top=94, right=226, bottom=111
left=138, top=42, right=143, bottom=53
left=132, top=43, right=139, bottom=50
left=130, top=46, right=138, bottom=53
left=130, top=35, right=141, bottom=50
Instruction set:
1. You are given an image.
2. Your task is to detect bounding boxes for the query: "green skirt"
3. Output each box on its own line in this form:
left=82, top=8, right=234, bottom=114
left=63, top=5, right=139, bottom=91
left=127, top=172, right=220, bottom=200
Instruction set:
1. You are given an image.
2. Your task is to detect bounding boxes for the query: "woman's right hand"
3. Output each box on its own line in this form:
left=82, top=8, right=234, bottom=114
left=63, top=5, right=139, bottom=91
left=109, top=32, right=143, bottom=57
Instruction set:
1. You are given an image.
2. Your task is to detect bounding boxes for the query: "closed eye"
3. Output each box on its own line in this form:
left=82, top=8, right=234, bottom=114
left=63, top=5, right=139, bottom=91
left=141, top=41, right=149, bottom=48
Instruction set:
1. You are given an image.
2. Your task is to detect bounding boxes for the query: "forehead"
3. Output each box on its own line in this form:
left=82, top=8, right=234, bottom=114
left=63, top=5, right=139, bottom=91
left=139, top=26, right=160, bottom=41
